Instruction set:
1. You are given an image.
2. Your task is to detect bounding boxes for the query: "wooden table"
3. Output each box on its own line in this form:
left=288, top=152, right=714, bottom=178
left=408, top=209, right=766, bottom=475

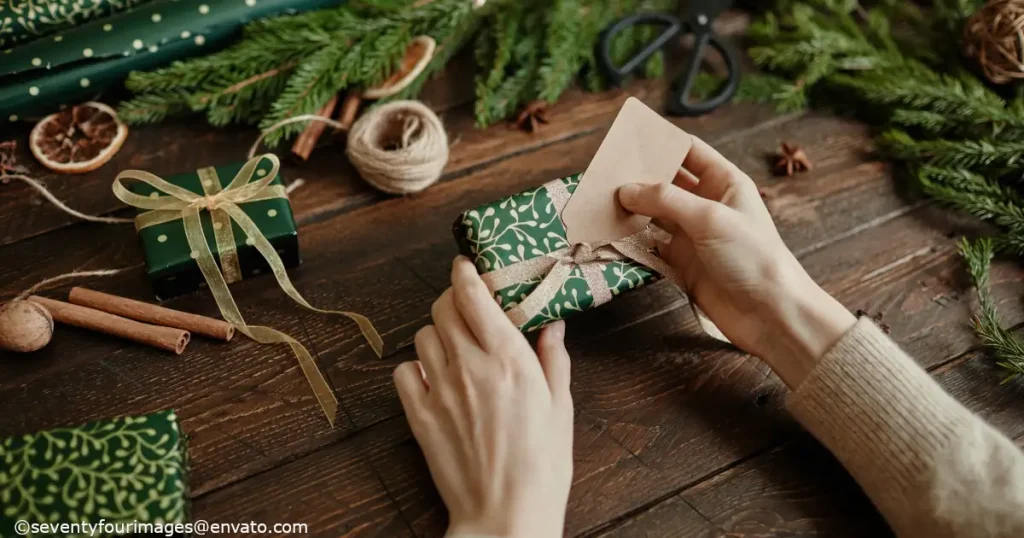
left=3, top=37, right=1024, bottom=538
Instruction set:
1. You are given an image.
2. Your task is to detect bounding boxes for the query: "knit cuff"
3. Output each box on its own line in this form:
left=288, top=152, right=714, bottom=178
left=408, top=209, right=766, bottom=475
left=787, top=318, right=973, bottom=517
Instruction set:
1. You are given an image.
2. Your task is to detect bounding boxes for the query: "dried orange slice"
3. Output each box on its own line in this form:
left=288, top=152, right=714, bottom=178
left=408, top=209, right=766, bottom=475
left=363, top=36, right=437, bottom=99
left=29, top=102, right=128, bottom=174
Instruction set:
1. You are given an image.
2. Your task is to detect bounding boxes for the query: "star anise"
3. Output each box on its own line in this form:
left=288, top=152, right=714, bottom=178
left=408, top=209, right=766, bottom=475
left=774, top=142, right=812, bottom=176
left=513, top=100, right=549, bottom=133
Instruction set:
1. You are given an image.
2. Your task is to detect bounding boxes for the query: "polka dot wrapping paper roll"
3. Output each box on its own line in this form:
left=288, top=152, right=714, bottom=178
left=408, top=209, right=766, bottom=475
left=0, top=0, right=346, bottom=121
left=124, top=159, right=300, bottom=300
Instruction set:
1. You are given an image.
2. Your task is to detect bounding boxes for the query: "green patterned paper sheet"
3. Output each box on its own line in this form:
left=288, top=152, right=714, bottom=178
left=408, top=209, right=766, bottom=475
left=0, top=410, right=188, bottom=537
left=0, top=0, right=154, bottom=49
left=454, top=174, right=660, bottom=332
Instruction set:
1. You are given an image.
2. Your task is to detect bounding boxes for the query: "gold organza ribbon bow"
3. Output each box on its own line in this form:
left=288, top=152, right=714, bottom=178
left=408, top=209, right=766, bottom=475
left=112, top=154, right=383, bottom=427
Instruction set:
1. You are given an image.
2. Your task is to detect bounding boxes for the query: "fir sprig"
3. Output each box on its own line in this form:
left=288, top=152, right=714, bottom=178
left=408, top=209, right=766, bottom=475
left=959, top=238, right=1024, bottom=380
left=733, top=0, right=1024, bottom=380
left=121, top=0, right=476, bottom=145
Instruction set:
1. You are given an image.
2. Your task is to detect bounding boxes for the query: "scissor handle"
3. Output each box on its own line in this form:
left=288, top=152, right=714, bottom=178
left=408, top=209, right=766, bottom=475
left=598, top=13, right=681, bottom=87
left=668, top=32, right=740, bottom=116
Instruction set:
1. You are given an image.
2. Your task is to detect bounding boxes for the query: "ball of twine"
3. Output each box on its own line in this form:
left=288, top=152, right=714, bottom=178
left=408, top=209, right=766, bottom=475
left=964, top=0, right=1024, bottom=84
left=346, top=100, right=449, bottom=195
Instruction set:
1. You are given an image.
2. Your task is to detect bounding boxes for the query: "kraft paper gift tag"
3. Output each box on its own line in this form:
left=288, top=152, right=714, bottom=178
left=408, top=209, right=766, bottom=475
left=561, top=97, right=693, bottom=245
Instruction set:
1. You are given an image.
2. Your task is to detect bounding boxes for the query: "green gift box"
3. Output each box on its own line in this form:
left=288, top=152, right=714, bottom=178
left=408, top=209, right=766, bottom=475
left=453, top=173, right=662, bottom=333
left=128, top=159, right=300, bottom=300
left=0, top=410, right=188, bottom=536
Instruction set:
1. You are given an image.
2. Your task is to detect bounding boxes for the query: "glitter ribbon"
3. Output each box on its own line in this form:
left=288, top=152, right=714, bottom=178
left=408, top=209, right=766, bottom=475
left=112, top=154, right=384, bottom=427
left=481, top=179, right=727, bottom=341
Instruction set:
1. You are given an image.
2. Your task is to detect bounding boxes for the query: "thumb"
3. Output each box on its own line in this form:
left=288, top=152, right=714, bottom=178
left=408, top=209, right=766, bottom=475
left=619, top=182, right=719, bottom=236
left=536, top=321, right=571, bottom=403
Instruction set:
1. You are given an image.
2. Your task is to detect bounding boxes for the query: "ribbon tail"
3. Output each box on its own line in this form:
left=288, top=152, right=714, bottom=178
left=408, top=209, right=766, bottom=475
left=504, top=261, right=574, bottom=329
left=181, top=207, right=340, bottom=426
left=613, top=231, right=730, bottom=344
left=244, top=325, right=340, bottom=428
left=221, top=204, right=385, bottom=357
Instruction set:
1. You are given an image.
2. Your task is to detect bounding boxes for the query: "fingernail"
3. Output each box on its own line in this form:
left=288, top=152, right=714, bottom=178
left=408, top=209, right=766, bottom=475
left=454, top=255, right=469, bottom=265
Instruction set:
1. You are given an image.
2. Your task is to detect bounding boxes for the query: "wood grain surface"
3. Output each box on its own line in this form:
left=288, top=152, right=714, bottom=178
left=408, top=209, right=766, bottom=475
left=2, top=11, right=1022, bottom=536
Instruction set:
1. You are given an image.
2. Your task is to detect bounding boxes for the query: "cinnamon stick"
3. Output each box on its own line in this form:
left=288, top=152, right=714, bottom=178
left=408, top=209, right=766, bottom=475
left=27, top=296, right=190, bottom=355
left=291, top=94, right=340, bottom=161
left=68, top=287, right=234, bottom=341
left=336, top=92, right=363, bottom=131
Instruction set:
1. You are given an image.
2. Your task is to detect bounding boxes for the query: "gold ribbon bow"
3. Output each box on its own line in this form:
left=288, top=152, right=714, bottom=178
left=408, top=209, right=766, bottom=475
left=480, top=178, right=727, bottom=341
left=112, top=154, right=383, bottom=427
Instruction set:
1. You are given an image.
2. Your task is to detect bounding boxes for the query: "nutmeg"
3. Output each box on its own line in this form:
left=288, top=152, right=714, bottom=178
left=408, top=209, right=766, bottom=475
left=0, top=300, right=54, bottom=352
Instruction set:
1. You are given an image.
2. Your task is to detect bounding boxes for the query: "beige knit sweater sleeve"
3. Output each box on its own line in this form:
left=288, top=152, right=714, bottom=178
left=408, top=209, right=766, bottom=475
left=788, top=318, right=1024, bottom=538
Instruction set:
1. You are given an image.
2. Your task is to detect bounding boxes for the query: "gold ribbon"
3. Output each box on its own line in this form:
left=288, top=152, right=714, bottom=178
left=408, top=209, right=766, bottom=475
left=112, top=154, right=384, bottom=427
left=481, top=180, right=728, bottom=342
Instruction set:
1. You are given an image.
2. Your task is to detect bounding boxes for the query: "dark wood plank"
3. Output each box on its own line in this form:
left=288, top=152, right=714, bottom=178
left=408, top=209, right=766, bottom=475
left=191, top=417, right=419, bottom=537
left=596, top=339, right=1024, bottom=538
left=1, top=104, right=1016, bottom=504
left=188, top=327, right=1024, bottom=537
left=345, top=207, right=1024, bottom=538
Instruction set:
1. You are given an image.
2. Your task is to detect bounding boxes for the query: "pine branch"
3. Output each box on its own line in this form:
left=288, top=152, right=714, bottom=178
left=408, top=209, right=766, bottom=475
left=118, top=92, right=191, bottom=124
left=691, top=72, right=808, bottom=113
left=879, top=130, right=1024, bottom=171
left=959, top=238, right=1024, bottom=380
left=536, top=0, right=583, bottom=103
left=918, top=166, right=1024, bottom=234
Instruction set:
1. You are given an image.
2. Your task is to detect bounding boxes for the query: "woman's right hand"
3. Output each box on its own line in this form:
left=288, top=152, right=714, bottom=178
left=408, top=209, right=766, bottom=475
left=618, top=135, right=855, bottom=389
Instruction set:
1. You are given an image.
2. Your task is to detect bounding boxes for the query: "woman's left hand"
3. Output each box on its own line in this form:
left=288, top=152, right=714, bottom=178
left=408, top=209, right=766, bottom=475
left=394, top=256, right=575, bottom=538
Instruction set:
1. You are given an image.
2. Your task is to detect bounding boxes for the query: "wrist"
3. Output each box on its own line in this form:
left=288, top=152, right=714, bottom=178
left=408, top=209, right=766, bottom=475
left=761, top=270, right=856, bottom=389
left=447, top=510, right=562, bottom=538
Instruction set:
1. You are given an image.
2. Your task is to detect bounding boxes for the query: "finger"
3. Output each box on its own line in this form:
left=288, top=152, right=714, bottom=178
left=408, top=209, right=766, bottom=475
left=661, top=235, right=700, bottom=292
left=394, top=361, right=428, bottom=425
left=650, top=217, right=680, bottom=236
left=683, top=135, right=753, bottom=202
left=451, top=256, right=518, bottom=350
left=536, top=321, right=571, bottom=401
left=414, top=325, right=446, bottom=386
left=673, top=167, right=700, bottom=191
left=431, top=288, right=478, bottom=357
left=618, top=182, right=721, bottom=235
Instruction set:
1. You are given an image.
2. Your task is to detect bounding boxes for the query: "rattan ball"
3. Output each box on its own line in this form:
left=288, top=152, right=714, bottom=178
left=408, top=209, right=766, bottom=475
left=964, top=0, right=1024, bottom=84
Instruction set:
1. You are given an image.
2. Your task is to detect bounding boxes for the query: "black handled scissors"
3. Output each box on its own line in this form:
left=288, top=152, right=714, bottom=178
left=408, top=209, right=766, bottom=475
left=598, top=0, right=739, bottom=116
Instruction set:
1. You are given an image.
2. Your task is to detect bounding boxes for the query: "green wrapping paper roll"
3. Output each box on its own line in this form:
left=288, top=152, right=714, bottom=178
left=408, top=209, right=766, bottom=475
left=0, top=0, right=344, bottom=121
left=0, top=410, right=188, bottom=536
left=0, top=0, right=154, bottom=50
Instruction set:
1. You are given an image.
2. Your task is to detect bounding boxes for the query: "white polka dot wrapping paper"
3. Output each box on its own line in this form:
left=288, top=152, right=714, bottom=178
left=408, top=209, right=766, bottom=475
left=0, top=0, right=346, bottom=121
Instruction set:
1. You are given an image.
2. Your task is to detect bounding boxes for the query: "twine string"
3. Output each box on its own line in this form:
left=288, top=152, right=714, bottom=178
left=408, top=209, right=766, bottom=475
left=2, top=174, right=133, bottom=224
left=251, top=101, right=449, bottom=195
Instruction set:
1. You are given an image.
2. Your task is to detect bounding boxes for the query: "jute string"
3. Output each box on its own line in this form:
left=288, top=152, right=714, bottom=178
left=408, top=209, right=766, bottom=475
left=252, top=100, right=449, bottom=195
left=347, top=100, right=448, bottom=194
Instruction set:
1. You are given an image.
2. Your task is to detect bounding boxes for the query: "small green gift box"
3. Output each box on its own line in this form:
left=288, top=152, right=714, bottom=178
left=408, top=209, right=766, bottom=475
left=453, top=173, right=662, bottom=333
left=128, top=159, right=300, bottom=300
left=0, top=410, right=188, bottom=536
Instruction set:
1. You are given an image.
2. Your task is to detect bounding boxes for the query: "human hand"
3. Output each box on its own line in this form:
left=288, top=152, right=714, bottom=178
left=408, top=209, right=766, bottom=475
left=618, top=135, right=855, bottom=388
left=393, top=257, right=574, bottom=538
